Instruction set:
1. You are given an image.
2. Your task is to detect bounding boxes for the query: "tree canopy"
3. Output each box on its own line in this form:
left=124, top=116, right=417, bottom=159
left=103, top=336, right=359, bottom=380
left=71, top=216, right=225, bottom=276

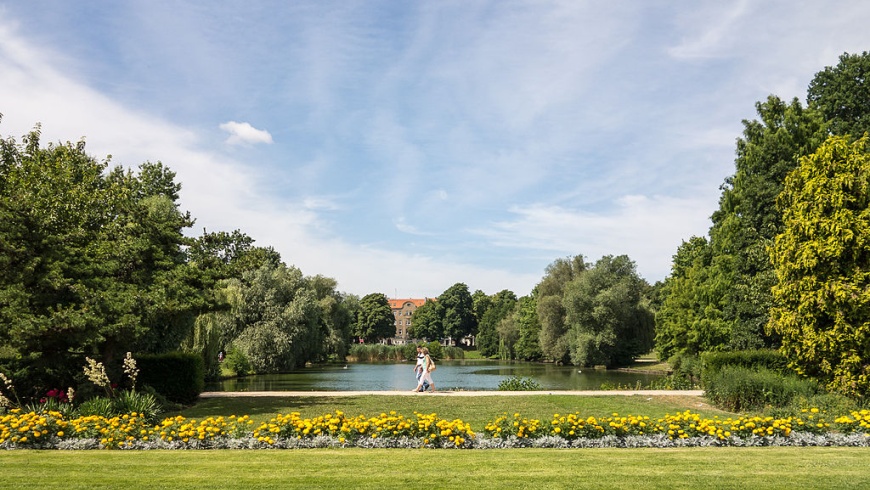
left=0, top=126, right=206, bottom=386
left=768, top=135, right=870, bottom=397
left=355, top=293, right=395, bottom=343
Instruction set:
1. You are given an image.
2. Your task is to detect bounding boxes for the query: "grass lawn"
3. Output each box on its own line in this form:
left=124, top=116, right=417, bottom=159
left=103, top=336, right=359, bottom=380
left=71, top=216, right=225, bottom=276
left=1, top=447, right=867, bottom=489
left=177, top=394, right=730, bottom=427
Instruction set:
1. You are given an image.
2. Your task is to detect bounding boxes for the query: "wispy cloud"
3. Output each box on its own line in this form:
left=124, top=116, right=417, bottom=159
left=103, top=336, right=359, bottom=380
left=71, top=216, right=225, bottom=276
left=3, top=1, right=870, bottom=297
left=219, top=121, right=273, bottom=146
left=475, top=194, right=714, bottom=282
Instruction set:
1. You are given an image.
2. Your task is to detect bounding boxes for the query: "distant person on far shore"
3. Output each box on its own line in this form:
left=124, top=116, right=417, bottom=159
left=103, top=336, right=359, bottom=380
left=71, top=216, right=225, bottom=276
left=413, top=345, right=430, bottom=392
left=414, top=347, right=436, bottom=393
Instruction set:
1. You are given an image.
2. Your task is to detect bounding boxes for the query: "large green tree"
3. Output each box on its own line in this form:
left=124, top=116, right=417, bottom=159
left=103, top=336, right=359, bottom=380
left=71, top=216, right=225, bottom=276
left=408, top=300, right=441, bottom=341
left=808, top=51, right=870, bottom=138
left=475, top=289, right=517, bottom=357
left=355, top=293, right=395, bottom=343
left=509, top=294, right=542, bottom=361
left=438, top=283, right=476, bottom=342
left=655, top=96, right=827, bottom=359
left=655, top=237, right=729, bottom=361
left=563, top=255, right=654, bottom=367
left=536, top=256, right=586, bottom=363
left=228, top=264, right=322, bottom=373
left=768, top=135, right=870, bottom=397
left=0, top=125, right=205, bottom=386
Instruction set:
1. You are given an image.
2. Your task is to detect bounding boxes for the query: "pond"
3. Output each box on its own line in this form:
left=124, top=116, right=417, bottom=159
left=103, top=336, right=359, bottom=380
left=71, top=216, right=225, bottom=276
left=204, top=360, right=664, bottom=392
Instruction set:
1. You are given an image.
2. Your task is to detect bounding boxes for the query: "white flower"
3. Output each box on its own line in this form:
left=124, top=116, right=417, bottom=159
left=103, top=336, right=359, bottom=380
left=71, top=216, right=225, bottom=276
left=84, top=357, right=111, bottom=389
left=123, top=352, right=139, bottom=389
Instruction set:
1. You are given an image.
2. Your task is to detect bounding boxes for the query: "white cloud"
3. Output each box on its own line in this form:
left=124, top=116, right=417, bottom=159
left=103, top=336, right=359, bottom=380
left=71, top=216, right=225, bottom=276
left=219, top=121, right=273, bottom=145
left=475, top=194, right=713, bottom=282
left=0, top=15, right=536, bottom=299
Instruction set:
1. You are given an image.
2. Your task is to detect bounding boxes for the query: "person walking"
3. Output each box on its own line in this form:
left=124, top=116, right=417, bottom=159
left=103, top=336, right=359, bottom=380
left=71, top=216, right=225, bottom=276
left=412, top=345, right=430, bottom=392
left=414, top=347, right=436, bottom=393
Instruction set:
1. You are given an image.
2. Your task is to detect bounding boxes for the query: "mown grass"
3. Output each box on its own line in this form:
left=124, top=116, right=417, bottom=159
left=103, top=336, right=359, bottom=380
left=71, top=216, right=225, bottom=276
left=1, top=447, right=867, bottom=489
left=177, top=394, right=731, bottom=428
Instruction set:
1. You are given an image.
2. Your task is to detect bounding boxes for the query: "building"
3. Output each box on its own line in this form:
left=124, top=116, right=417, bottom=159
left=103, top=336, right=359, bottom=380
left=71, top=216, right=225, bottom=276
left=387, top=298, right=428, bottom=345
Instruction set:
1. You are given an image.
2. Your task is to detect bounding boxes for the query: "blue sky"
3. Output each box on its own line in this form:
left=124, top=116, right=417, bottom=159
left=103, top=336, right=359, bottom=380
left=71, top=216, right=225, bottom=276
left=1, top=1, right=869, bottom=298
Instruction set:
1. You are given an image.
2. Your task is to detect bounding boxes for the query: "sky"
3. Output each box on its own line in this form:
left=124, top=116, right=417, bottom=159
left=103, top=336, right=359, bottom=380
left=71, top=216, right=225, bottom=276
left=1, top=1, right=869, bottom=299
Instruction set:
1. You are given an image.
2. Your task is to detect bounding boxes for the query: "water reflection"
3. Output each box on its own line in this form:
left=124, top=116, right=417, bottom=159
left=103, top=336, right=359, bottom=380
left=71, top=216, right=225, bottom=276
left=205, top=360, right=663, bottom=392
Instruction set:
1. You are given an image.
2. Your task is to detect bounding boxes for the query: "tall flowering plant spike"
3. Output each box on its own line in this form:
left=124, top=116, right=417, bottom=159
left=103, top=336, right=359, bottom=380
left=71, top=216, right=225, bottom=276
left=0, top=372, right=21, bottom=408
left=83, top=357, right=114, bottom=397
left=123, top=352, right=139, bottom=392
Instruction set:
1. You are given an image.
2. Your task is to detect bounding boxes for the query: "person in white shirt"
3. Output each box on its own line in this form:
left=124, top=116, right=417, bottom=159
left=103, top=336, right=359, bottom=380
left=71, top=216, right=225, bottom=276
left=412, top=345, right=430, bottom=391
left=414, top=347, right=436, bottom=393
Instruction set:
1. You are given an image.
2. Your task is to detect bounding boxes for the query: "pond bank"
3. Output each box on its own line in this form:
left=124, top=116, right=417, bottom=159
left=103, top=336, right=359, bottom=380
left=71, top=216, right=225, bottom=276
left=200, top=389, right=705, bottom=397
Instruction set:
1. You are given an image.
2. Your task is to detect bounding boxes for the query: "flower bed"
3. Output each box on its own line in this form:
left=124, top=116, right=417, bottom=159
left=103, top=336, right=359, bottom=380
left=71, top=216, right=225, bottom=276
left=1, top=408, right=868, bottom=450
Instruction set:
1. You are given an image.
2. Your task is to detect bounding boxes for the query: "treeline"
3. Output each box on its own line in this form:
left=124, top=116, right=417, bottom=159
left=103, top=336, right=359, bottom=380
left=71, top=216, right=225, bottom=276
left=0, top=123, right=361, bottom=394
left=654, top=51, right=870, bottom=398
left=409, top=254, right=655, bottom=369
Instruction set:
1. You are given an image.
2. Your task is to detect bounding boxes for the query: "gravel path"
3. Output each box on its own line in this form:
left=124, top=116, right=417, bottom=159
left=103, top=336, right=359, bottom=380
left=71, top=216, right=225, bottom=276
left=200, top=390, right=705, bottom=398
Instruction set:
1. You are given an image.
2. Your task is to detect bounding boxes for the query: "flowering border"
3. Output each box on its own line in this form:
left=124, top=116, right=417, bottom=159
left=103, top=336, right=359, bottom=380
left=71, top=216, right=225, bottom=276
left=1, top=409, right=868, bottom=450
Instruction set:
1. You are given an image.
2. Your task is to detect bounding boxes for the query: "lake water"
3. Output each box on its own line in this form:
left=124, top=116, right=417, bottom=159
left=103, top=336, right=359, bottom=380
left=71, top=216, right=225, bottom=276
left=204, top=360, right=663, bottom=392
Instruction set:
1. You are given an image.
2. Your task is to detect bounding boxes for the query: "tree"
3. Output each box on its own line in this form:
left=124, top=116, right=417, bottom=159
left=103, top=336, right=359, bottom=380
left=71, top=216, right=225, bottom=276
left=655, top=237, right=729, bottom=361
left=304, top=275, right=356, bottom=361
left=355, top=293, right=395, bottom=343
left=768, top=135, right=870, bottom=397
left=227, top=264, right=321, bottom=373
left=476, top=289, right=517, bottom=357
left=438, top=283, right=476, bottom=341
left=536, top=256, right=586, bottom=363
left=512, top=294, right=542, bottom=361
left=808, top=51, right=870, bottom=138
left=0, top=125, right=206, bottom=387
left=409, top=300, right=441, bottom=341
left=187, top=229, right=281, bottom=283
left=563, top=255, right=654, bottom=367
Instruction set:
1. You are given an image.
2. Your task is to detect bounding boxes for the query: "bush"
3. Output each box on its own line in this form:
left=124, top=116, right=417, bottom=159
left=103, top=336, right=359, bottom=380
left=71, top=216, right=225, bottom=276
left=137, top=352, right=204, bottom=405
left=498, top=376, right=543, bottom=391
left=704, top=366, right=822, bottom=411
left=669, top=353, right=701, bottom=386
left=223, top=348, right=252, bottom=376
left=441, top=346, right=465, bottom=360
left=425, top=342, right=442, bottom=359
left=701, top=349, right=789, bottom=385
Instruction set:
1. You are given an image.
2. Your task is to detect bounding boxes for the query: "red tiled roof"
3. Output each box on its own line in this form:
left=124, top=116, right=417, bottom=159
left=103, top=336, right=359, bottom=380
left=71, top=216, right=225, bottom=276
left=388, top=298, right=429, bottom=309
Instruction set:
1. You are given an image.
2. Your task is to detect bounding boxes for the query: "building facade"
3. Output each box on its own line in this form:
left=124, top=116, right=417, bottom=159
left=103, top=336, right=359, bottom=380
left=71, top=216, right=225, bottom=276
left=387, top=298, right=428, bottom=345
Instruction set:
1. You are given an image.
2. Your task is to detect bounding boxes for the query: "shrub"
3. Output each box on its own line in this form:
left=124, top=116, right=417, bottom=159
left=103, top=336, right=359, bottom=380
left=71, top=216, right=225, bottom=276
left=425, top=342, right=443, bottom=359
left=441, top=346, right=465, bottom=360
left=700, top=349, right=789, bottom=385
left=137, top=352, right=204, bottom=405
left=704, top=366, right=822, bottom=411
left=223, top=348, right=252, bottom=376
left=498, top=376, right=543, bottom=391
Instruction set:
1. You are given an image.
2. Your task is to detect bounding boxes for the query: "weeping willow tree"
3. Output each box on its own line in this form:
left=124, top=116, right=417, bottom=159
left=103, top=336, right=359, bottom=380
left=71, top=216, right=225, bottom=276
left=181, top=282, right=241, bottom=380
